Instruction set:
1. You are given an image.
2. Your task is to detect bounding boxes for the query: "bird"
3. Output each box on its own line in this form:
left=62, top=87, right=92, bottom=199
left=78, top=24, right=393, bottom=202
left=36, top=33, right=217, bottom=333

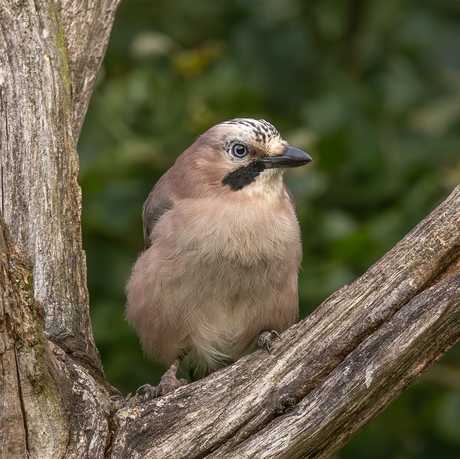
left=126, top=118, right=312, bottom=398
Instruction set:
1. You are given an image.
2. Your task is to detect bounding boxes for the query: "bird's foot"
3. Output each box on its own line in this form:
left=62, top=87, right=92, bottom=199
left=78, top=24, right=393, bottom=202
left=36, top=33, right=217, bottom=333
left=136, top=383, right=157, bottom=399
left=137, top=374, right=189, bottom=399
left=257, top=330, right=281, bottom=354
left=156, top=372, right=189, bottom=397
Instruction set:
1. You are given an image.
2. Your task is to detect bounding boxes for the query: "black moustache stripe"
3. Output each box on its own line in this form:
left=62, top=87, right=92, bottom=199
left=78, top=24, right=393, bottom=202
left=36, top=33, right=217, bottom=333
left=222, top=160, right=266, bottom=191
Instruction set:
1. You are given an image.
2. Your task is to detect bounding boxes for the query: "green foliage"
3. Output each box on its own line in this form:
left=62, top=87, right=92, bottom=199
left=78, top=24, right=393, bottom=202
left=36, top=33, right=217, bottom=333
left=79, top=0, right=460, bottom=456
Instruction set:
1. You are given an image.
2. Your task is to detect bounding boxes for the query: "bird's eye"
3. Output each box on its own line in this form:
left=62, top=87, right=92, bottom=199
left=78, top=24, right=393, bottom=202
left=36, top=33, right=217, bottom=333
left=232, top=144, right=248, bottom=158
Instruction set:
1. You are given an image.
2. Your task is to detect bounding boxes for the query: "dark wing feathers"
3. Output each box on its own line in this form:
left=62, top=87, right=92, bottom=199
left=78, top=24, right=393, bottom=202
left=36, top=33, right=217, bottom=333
left=142, top=180, right=175, bottom=250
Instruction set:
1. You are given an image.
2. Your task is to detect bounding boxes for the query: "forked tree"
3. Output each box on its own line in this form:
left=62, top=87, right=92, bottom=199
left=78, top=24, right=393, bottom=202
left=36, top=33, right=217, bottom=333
left=1, top=2, right=459, bottom=458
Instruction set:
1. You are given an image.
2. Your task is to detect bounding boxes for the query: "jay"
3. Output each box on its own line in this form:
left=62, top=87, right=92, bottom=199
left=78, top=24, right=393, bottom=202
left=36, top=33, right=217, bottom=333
left=126, top=118, right=312, bottom=397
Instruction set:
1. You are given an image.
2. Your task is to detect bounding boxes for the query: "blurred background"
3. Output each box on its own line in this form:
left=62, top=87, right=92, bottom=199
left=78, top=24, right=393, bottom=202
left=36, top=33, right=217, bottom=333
left=78, top=0, right=460, bottom=457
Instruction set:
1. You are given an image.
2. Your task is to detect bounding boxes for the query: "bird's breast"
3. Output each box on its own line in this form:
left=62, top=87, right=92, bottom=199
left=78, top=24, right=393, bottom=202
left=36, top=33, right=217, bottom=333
left=165, top=195, right=301, bottom=266
left=139, top=193, right=302, bottom=372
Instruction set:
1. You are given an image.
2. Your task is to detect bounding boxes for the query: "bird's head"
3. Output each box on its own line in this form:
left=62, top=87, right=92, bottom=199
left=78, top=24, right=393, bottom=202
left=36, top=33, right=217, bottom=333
left=180, top=118, right=312, bottom=199
left=169, top=118, right=312, bottom=203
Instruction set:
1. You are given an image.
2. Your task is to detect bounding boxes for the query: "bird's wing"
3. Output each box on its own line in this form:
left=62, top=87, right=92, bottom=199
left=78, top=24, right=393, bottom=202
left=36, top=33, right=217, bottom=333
left=142, top=178, right=175, bottom=250
left=284, top=183, right=299, bottom=218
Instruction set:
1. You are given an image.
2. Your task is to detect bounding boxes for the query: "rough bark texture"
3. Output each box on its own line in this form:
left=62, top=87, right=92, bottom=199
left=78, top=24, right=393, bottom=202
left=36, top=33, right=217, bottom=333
left=0, top=1, right=459, bottom=458
left=0, top=0, right=120, bottom=373
left=0, top=0, right=122, bottom=457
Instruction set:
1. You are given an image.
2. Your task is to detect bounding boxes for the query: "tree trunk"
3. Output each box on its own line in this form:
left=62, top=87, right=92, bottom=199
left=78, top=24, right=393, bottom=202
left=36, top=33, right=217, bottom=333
left=0, top=2, right=459, bottom=458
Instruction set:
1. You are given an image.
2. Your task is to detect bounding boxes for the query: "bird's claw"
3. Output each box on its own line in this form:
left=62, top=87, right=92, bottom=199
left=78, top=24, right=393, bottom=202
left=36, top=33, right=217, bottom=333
left=136, top=383, right=157, bottom=400
left=258, top=330, right=282, bottom=354
left=271, top=330, right=281, bottom=340
left=136, top=375, right=188, bottom=399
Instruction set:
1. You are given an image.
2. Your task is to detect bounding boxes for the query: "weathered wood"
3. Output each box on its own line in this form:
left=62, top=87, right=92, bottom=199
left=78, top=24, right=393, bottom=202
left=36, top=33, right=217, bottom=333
left=209, top=271, right=460, bottom=459
left=0, top=0, right=94, bottom=364
left=110, top=186, right=460, bottom=459
left=59, top=0, right=121, bottom=138
left=0, top=0, right=459, bottom=458
left=0, top=217, right=30, bottom=458
left=0, top=215, right=67, bottom=458
left=0, top=214, right=121, bottom=459
left=0, top=0, right=119, bottom=370
left=0, top=1, right=122, bottom=457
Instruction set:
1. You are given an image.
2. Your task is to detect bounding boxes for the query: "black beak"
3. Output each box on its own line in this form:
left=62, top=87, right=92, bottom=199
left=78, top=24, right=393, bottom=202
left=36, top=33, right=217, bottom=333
left=260, top=146, right=312, bottom=169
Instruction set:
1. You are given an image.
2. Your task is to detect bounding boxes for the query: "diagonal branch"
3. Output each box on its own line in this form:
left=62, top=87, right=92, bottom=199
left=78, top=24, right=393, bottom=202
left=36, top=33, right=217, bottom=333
left=210, top=271, right=460, bottom=459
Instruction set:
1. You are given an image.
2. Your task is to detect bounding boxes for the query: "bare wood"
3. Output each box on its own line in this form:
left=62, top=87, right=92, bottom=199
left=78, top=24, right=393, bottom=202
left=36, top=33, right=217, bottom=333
left=59, top=0, right=122, bottom=138
left=0, top=217, right=31, bottom=458
left=209, top=272, right=460, bottom=459
left=0, top=214, right=68, bottom=458
left=0, top=0, right=119, bottom=368
left=0, top=0, right=459, bottom=457
left=0, top=214, right=120, bottom=458
left=0, top=1, right=122, bottom=457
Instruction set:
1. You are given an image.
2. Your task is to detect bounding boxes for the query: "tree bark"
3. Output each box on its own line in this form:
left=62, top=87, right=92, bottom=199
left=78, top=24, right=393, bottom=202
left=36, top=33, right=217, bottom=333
left=0, top=1, right=121, bottom=457
left=0, top=0, right=121, bottom=370
left=0, top=1, right=459, bottom=459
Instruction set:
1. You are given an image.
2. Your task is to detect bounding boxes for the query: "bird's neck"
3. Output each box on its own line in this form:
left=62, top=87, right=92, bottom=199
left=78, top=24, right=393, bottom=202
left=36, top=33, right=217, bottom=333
left=239, top=169, right=284, bottom=202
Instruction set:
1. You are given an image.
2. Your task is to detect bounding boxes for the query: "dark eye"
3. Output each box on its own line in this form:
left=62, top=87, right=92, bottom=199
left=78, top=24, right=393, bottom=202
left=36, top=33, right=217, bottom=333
left=232, top=144, right=248, bottom=158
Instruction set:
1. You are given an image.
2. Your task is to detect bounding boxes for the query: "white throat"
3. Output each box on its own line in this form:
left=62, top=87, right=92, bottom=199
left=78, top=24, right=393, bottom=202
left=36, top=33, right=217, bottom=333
left=241, top=169, right=284, bottom=200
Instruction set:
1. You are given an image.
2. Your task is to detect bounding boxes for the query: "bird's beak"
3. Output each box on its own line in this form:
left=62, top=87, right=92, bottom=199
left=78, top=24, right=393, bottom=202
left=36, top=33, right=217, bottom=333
left=260, top=146, right=312, bottom=169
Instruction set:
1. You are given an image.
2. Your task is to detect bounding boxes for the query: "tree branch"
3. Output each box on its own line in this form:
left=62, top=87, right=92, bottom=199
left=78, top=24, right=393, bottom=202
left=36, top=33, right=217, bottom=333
left=59, top=0, right=122, bottom=138
left=210, top=271, right=460, bottom=459
left=0, top=211, right=120, bottom=458
left=0, top=2, right=122, bottom=456
left=0, top=0, right=120, bottom=369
